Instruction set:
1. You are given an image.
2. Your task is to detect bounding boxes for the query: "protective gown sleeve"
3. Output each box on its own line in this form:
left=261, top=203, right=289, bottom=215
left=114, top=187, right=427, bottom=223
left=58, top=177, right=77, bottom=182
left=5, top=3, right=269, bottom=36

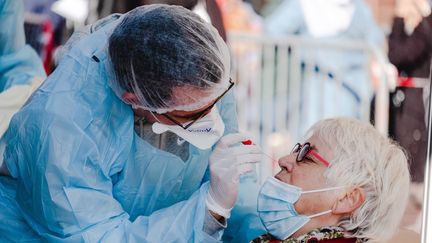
left=222, top=175, right=267, bottom=243
left=0, top=0, right=46, bottom=92
left=264, top=0, right=305, bottom=35
left=3, top=72, right=222, bottom=243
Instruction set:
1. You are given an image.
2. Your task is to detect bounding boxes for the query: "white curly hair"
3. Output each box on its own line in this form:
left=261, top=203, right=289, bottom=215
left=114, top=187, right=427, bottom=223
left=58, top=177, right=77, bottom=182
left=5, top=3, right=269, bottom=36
left=306, top=117, right=410, bottom=242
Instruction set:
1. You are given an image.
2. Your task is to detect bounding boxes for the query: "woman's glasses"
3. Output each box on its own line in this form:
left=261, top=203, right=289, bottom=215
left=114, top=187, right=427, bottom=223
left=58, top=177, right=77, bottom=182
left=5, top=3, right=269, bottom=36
left=291, top=142, right=330, bottom=167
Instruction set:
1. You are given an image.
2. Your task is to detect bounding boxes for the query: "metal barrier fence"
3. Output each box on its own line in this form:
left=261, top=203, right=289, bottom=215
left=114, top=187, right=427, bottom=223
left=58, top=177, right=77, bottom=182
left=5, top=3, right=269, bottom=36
left=228, top=32, right=392, bottom=181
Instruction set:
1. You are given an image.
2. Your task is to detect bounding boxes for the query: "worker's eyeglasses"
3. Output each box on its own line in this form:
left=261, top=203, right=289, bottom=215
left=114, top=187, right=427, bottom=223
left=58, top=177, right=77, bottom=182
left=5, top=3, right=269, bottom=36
left=161, top=79, right=235, bottom=130
left=291, top=142, right=330, bottom=167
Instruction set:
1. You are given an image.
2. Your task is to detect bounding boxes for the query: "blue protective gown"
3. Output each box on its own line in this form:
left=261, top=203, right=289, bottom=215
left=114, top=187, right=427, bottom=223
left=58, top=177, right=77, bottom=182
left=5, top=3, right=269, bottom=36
left=0, top=13, right=265, bottom=242
left=0, top=0, right=46, bottom=92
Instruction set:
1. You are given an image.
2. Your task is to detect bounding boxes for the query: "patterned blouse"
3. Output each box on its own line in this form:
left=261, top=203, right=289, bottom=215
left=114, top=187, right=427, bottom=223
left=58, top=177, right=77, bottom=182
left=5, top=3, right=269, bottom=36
left=250, top=226, right=366, bottom=243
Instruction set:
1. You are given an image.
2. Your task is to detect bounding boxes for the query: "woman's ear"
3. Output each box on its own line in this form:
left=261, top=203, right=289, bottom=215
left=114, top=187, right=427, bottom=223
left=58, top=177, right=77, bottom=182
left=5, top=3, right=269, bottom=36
left=332, top=187, right=365, bottom=215
left=122, top=92, right=138, bottom=105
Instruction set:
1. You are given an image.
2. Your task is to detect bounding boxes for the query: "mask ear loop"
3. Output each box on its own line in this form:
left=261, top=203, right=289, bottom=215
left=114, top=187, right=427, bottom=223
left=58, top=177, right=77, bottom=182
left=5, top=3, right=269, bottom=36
left=308, top=209, right=333, bottom=219
left=148, top=111, right=164, bottom=124
left=303, top=186, right=347, bottom=219
left=130, top=102, right=165, bottom=125
left=301, top=186, right=346, bottom=194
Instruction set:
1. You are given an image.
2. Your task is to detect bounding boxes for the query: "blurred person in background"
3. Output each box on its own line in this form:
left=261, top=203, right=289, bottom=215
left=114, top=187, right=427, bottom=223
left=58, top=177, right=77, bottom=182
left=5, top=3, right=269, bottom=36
left=0, top=5, right=263, bottom=242
left=387, top=0, right=431, bottom=183
left=389, top=0, right=431, bottom=79
left=216, top=0, right=263, bottom=33
left=215, top=0, right=264, bottom=129
left=0, top=0, right=46, bottom=139
left=95, top=0, right=227, bottom=41
left=386, top=0, right=432, bottom=233
left=264, top=0, right=385, bottom=135
left=23, top=0, right=66, bottom=73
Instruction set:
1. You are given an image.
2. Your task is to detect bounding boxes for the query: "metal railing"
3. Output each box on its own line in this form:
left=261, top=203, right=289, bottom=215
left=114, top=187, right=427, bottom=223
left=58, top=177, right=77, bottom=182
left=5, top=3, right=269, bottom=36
left=228, top=32, right=392, bottom=181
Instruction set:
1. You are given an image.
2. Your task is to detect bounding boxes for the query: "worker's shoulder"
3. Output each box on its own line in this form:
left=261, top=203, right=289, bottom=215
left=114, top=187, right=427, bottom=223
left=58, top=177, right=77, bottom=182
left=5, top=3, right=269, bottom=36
left=16, top=91, right=93, bottom=131
left=64, top=14, right=122, bottom=61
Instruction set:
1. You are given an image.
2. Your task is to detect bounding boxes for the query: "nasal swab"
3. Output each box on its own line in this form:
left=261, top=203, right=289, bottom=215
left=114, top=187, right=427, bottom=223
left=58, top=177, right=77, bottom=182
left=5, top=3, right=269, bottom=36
left=242, top=140, right=277, bottom=162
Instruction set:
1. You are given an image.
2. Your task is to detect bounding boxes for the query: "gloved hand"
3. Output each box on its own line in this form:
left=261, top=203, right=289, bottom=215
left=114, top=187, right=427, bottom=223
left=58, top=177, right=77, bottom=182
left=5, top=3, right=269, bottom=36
left=206, top=133, right=262, bottom=219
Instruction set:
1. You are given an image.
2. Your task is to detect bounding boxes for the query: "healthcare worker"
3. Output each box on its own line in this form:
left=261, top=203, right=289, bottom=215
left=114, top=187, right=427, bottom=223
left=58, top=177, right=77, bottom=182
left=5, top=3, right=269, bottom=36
left=0, top=0, right=46, bottom=137
left=0, top=4, right=263, bottom=242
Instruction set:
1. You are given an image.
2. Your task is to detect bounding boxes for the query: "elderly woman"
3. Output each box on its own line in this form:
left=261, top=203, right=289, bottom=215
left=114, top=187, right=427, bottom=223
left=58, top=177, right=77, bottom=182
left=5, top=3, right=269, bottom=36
left=253, top=118, right=410, bottom=243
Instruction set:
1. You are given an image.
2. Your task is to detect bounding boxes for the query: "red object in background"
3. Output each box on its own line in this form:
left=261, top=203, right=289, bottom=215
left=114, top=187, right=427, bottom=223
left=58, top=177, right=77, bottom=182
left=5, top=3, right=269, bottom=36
left=41, top=19, right=54, bottom=74
left=242, top=140, right=252, bottom=145
left=397, top=76, right=414, bottom=87
left=24, top=15, right=55, bottom=75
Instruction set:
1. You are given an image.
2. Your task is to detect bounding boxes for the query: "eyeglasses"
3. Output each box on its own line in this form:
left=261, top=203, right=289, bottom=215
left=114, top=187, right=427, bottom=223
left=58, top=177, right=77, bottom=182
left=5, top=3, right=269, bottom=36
left=291, top=142, right=330, bottom=167
left=161, top=79, right=235, bottom=130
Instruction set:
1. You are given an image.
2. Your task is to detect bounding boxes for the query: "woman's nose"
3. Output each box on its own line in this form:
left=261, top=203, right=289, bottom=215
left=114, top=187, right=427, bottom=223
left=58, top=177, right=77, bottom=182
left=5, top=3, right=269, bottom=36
left=278, top=154, right=296, bottom=172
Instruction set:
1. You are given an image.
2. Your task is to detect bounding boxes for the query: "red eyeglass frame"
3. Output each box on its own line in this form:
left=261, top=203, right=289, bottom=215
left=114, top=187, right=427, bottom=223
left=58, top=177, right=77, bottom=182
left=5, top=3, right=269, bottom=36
left=292, top=142, right=330, bottom=167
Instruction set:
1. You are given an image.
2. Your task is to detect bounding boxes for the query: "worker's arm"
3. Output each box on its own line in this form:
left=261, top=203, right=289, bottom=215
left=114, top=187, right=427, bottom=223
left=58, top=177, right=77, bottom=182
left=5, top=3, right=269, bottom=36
left=4, top=110, right=224, bottom=242
left=2, top=64, right=223, bottom=243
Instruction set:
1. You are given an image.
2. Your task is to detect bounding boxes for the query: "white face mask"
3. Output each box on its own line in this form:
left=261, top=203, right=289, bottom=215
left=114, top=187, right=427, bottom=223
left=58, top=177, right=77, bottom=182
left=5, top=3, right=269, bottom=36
left=152, top=107, right=225, bottom=150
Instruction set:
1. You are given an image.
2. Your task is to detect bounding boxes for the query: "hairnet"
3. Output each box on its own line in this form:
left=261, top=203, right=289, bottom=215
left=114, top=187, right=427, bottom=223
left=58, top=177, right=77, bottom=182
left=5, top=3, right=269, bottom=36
left=108, top=4, right=231, bottom=114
